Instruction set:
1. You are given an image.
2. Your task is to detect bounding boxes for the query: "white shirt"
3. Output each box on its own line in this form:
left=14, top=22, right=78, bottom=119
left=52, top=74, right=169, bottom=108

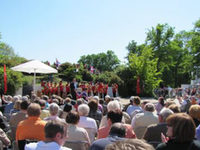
left=25, top=141, right=71, bottom=150
left=44, top=115, right=65, bottom=123
left=78, top=116, right=97, bottom=132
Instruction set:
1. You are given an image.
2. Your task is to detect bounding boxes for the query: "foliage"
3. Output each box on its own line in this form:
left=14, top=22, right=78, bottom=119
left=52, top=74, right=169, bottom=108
left=129, top=46, right=162, bottom=95
left=115, top=65, right=136, bottom=97
left=78, top=50, right=120, bottom=72
left=0, top=68, right=23, bottom=95
left=58, top=62, right=76, bottom=82
left=94, top=71, right=123, bottom=85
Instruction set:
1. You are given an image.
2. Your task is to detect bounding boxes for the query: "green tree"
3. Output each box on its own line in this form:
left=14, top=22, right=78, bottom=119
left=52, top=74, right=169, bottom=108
left=129, top=46, right=162, bottom=95
left=58, top=62, right=76, bottom=81
left=146, top=24, right=174, bottom=71
left=78, top=50, right=120, bottom=72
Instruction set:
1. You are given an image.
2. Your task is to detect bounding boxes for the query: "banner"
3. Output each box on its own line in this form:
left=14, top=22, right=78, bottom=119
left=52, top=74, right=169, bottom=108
left=4, top=64, right=7, bottom=94
left=136, top=76, right=140, bottom=95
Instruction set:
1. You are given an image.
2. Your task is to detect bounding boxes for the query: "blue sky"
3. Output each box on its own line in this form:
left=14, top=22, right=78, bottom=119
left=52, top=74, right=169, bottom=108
left=0, top=0, right=199, bottom=64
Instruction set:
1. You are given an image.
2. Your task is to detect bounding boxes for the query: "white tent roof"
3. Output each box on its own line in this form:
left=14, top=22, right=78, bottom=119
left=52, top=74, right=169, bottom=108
left=11, top=60, right=58, bottom=74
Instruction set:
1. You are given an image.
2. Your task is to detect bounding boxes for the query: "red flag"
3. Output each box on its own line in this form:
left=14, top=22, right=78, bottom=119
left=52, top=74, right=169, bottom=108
left=136, top=76, right=140, bottom=95
left=4, top=64, right=7, bottom=94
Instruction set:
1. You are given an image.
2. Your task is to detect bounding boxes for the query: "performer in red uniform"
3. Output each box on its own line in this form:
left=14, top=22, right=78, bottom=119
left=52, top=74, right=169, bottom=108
left=65, top=82, right=70, bottom=95
left=98, top=82, right=104, bottom=98
left=53, top=82, right=58, bottom=95
left=58, top=81, right=64, bottom=98
left=112, top=83, right=118, bottom=97
left=103, top=83, right=108, bottom=99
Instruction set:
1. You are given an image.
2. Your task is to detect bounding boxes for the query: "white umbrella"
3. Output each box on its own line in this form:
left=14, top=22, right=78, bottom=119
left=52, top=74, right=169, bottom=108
left=11, top=60, right=58, bottom=92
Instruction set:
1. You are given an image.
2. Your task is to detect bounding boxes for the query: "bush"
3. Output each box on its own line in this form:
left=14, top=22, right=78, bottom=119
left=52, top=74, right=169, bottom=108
left=0, top=68, right=23, bottom=95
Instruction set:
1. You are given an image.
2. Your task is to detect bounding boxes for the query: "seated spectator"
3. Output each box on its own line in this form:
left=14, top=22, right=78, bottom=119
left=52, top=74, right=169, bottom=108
left=196, top=124, right=200, bottom=141
left=143, top=108, right=174, bottom=142
left=168, top=104, right=181, bottom=113
left=77, top=104, right=97, bottom=131
left=25, top=121, right=71, bottom=150
left=60, top=103, right=72, bottom=119
left=10, top=100, right=30, bottom=140
left=4, top=95, right=14, bottom=120
left=156, top=113, right=200, bottom=150
left=90, top=123, right=126, bottom=150
left=39, top=100, right=50, bottom=120
left=98, top=110, right=136, bottom=139
left=65, top=111, right=90, bottom=144
left=126, top=96, right=142, bottom=117
left=189, top=104, right=200, bottom=127
left=16, top=103, right=47, bottom=142
left=44, top=103, right=65, bottom=123
left=155, top=97, right=165, bottom=114
left=10, top=99, right=22, bottom=115
left=93, top=96, right=103, bottom=112
left=0, top=128, right=10, bottom=147
left=131, top=103, right=158, bottom=139
left=99, top=100, right=125, bottom=128
left=88, top=99, right=102, bottom=125
left=105, top=139, right=154, bottom=150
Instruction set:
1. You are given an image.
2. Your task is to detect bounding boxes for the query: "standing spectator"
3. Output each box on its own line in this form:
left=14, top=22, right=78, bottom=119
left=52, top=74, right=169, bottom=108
left=70, top=78, right=77, bottom=100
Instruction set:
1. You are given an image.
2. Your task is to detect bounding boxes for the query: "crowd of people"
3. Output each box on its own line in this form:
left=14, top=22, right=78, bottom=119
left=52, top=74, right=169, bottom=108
left=0, top=85, right=200, bottom=150
left=40, top=79, right=118, bottom=100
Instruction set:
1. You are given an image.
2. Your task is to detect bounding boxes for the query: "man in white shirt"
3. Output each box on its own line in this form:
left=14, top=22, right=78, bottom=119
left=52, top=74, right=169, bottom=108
left=25, top=121, right=71, bottom=150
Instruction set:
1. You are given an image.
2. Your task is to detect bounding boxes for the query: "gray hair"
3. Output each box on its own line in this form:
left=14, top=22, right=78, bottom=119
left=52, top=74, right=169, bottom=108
left=78, top=104, right=90, bottom=116
left=49, top=103, right=59, bottom=116
left=107, top=101, right=121, bottom=112
left=144, top=103, right=155, bottom=112
left=159, top=108, right=174, bottom=122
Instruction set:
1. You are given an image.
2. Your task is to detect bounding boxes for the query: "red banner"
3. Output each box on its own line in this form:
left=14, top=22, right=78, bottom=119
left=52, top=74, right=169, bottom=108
left=4, top=64, right=7, bottom=94
left=136, top=76, right=140, bottom=95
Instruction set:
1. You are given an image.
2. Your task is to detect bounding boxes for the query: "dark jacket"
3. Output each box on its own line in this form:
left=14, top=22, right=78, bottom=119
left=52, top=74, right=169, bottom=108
left=156, top=139, right=200, bottom=150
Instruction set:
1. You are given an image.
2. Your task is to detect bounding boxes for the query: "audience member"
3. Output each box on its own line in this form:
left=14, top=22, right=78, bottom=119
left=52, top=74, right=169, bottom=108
left=156, top=113, right=200, bottom=150
left=98, top=110, right=136, bottom=139
left=44, top=103, right=65, bottom=123
left=25, top=121, right=71, bottom=150
left=143, top=108, right=174, bottom=142
left=131, top=103, right=158, bottom=138
left=65, top=111, right=90, bottom=144
left=10, top=100, right=30, bottom=140
left=105, top=139, right=155, bottom=150
left=90, top=123, right=126, bottom=150
left=126, top=96, right=142, bottom=117
left=16, top=103, right=46, bottom=142
left=189, top=104, right=200, bottom=127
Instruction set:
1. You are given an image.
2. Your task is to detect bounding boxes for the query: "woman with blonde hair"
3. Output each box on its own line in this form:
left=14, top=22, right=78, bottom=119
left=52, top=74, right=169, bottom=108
left=189, top=104, right=200, bottom=127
